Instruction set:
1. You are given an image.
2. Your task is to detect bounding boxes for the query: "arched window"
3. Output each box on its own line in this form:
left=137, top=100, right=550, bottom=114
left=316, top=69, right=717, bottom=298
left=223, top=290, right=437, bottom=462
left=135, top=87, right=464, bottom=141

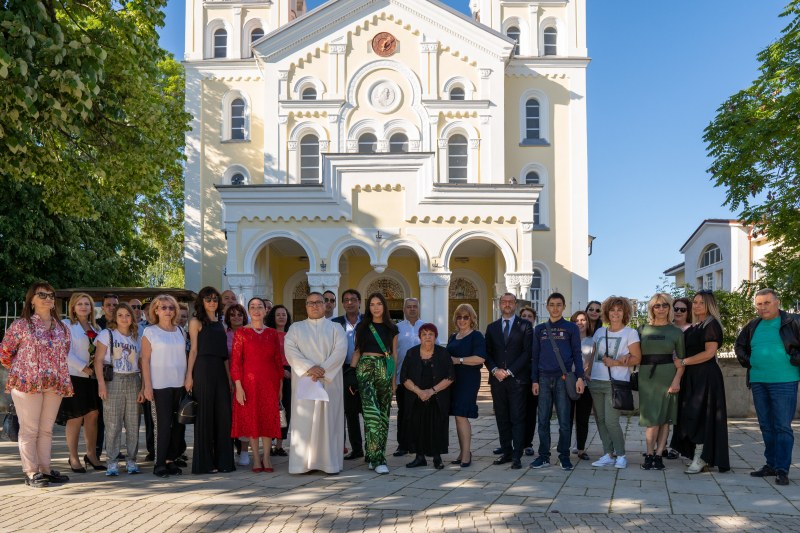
left=530, top=270, right=543, bottom=318
left=230, top=98, right=245, bottom=140
left=525, top=98, right=540, bottom=140
left=506, top=26, right=521, bottom=56
left=301, top=87, right=317, bottom=100
left=526, top=170, right=542, bottom=225
left=447, top=134, right=468, bottom=183
left=214, top=29, right=227, bottom=58
left=543, top=27, right=557, bottom=56
left=358, top=133, right=377, bottom=154
left=450, top=87, right=465, bottom=101
left=299, top=134, right=320, bottom=183
left=251, top=28, right=264, bottom=43
left=701, top=244, right=722, bottom=268
left=389, top=133, right=408, bottom=153
left=231, top=173, right=245, bottom=186
left=525, top=171, right=540, bottom=184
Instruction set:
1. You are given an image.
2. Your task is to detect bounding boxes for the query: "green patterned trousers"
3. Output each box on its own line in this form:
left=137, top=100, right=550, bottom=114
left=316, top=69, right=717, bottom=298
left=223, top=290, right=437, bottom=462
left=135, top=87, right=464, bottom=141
left=357, top=355, right=393, bottom=466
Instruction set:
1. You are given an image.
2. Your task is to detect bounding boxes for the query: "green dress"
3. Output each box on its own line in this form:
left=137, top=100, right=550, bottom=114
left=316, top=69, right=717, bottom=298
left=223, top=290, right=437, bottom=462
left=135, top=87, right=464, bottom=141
left=638, top=324, right=685, bottom=427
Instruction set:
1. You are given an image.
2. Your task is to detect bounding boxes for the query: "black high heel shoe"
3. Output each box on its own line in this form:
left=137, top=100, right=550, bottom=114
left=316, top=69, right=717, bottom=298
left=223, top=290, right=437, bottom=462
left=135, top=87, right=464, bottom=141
left=69, top=459, right=86, bottom=474
left=460, top=452, right=472, bottom=468
left=84, top=455, right=107, bottom=471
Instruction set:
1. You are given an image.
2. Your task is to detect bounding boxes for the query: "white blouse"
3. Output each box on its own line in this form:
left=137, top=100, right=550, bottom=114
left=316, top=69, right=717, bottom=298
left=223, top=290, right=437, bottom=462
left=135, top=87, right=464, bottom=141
left=64, top=320, right=99, bottom=378
left=143, top=325, right=187, bottom=389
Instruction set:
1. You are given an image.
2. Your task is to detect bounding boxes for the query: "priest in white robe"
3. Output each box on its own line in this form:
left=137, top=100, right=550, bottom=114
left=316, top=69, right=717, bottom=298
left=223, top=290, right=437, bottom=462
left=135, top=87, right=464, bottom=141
left=284, top=292, right=348, bottom=474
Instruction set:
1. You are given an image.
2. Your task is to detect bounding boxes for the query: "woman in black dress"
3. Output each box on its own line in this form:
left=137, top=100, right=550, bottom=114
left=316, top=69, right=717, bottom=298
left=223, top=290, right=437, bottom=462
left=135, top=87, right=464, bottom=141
left=185, top=287, right=235, bottom=474
left=401, top=323, right=454, bottom=470
left=671, top=291, right=730, bottom=473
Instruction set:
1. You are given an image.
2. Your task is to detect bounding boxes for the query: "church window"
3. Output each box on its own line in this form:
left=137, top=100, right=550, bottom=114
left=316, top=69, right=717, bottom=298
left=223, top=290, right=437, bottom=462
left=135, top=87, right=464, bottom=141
left=526, top=171, right=542, bottom=225
left=389, top=133, right=409, bottom=153
left=301, top=87, right=317, bottom=100
left=299, top=134, right=320, bottom=183
left=358, top=133, right=377, bottom=154
left=450, top=87, right=465, bottom=101
left=231, top=173, right=245, bottom=186
left=214, top=29, right=227, bottom=58
left=251, top=28, right=264, bottom=43
left=230, top=98, right=246, bottom=140
left=525, top=99, right=540, bottom=140
left=507, top=26, right=521, bottom=56
left=447, top=134, right=468, bottom=183
left=543, top=27, right=558, bottom=56
left=525, top=171, right=540, bottom=185
left=530, top=270, right=543, bottom=318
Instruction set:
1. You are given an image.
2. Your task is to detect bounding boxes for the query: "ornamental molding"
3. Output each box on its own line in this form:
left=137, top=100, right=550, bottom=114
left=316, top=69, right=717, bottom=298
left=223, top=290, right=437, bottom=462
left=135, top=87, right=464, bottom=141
left=409, top=140, right=421, bottom=151
left=307, top=273, right=341, bottom=286
left=479, top=68, right=492, bottom=79
left=468, top=138, right=481, bottom=149
left=319, top=140, right=331, bottom=151
left=419, top=272, right=452, bottom=287
left=346, top=139, right=358, bottom=152
left=287, top=141, right=298, bottom=151
left=420, top=42, right=439, bottom=53
left=329, top=43, right=347, bottom=54
left=437, top=138, right=448, bottom=149
left=278, top=70, right=289, bottom=80
left=226, top=273, right=256, bottom=287
left=505, top=273, right=534, bottom=289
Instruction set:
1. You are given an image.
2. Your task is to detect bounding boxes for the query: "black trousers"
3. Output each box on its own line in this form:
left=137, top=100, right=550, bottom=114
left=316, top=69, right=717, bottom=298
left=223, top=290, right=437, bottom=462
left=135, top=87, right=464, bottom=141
left=343, top=366, right=363, bottom=453
left=491, top=378, right=527, bottom=459
left=570, top=390, right=594, bottom=450
left=143, top=400, right=155, bottom=456
left=151, top=387, right=186, bottom=468
left=395, top=383, right=407, bottom=448
left=524, top=386, right=538, bottom=449
left=191, top=357, right=234, bottom=474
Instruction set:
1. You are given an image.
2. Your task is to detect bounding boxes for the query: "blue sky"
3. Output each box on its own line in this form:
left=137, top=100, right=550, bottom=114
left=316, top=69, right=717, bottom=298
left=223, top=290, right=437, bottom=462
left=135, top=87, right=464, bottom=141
left=159, top=0, right=787, bottom=302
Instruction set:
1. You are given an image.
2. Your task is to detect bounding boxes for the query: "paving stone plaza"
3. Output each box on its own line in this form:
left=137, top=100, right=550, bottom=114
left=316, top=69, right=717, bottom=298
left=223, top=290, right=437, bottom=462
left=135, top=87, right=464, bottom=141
left=1, top=401, right=798, bottom=532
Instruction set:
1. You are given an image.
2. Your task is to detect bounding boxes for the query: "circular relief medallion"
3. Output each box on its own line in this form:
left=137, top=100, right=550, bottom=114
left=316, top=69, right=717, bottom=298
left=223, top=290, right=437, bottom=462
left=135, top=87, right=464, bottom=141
left=368, top=80, right=402, bottom=113
left=372, top=32, right=398, bottom=57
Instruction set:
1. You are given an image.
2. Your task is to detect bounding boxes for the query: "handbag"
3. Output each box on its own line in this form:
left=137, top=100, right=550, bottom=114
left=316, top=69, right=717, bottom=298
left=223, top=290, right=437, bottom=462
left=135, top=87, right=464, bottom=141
left=279, top=401, right=288, bottom=428
left=544, top=321, right=581, bottom=401
left=177, top=392, right=198, bottom=424
left=102, top=331, right=114, bottom=382
left=2, top=403, right=19, bottom=442
left=343, top=366, right=359, bottom=394
left=605, top=329, right=634, bottom=411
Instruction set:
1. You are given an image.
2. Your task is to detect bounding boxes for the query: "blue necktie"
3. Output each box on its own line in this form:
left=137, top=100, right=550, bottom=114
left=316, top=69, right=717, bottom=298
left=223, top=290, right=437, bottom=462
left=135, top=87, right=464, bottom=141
left=503, top=319, right=510, bottom=342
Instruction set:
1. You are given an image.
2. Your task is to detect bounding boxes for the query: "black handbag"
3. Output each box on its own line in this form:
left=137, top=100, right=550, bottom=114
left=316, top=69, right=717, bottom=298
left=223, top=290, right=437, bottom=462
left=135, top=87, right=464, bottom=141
left=177, top=392, right=198, bottom=424
left=605, top=330, right=634, bottom=410
left=101, top=331, right=114, bottom=382
left=629, top=369, right=639, bottom=391
left=2, top=403, right=19, bottom=442
left=545, top=321, right=581, bottom=401
left=343, top=366, right=358, bottom=395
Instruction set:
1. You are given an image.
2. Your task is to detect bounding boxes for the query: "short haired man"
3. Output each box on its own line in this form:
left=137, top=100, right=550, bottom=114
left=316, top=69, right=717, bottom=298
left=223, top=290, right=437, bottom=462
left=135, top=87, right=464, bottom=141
left=332, top=289, right=364, bottom=459
left=262, top=299, right=273, bottom=315
left=485, top=293, right=533, bottom=469
left=735, top=288, right=800, bottom=486
left=392, top=298, right=423, bottom=457
left=221, top=290, right=238, bottom=312
left=97, top=293, right=119, bottom=330
left=530, top=292, right=585, bottom=471
left=323, top=291, right=337, bottom=319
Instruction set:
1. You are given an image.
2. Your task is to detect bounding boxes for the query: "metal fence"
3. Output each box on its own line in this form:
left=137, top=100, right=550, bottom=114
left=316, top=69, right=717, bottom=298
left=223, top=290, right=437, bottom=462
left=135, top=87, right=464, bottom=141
left=0, top=301, right=24, bottom=337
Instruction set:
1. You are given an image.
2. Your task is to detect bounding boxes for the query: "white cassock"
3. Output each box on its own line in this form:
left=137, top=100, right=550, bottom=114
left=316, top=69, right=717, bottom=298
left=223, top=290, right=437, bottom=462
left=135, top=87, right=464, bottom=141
left=284, top=317, right=347, bottom=474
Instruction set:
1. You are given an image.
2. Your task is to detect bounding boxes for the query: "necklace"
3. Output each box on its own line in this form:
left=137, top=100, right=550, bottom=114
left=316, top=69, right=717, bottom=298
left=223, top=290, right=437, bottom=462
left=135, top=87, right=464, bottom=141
left=456, top=329, right=473, bottom=340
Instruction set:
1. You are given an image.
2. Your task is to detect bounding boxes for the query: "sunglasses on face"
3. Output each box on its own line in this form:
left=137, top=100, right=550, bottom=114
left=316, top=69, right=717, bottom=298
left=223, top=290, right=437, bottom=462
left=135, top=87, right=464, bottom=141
left=203, top=296, right=219, bottom=303
left=674, top=307, right=687, bottom=312
left=456, top=315, right=470, bottom=321
left=130, top=305, right=142, bottom=310
left=653, top=303, right=670, bottom=309
left=35, top=292, right=55, bottom=300
left=324, top=297, right=336, bottom=303
left=587, top=308, right=600, bottom=313
left=159, top=305, right=176, bottom=311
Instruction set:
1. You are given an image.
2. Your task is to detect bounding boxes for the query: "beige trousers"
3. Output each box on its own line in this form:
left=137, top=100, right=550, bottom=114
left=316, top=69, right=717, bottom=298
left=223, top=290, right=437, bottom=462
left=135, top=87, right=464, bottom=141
left=11, top=389, right=63, bottom=474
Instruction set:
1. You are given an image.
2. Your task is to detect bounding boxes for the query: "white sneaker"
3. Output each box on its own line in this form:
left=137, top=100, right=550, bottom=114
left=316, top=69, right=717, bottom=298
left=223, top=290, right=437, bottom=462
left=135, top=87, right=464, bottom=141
left=374, top=464, right=389, bottom=474
left=238, top=451, right=250, bottom=466
left=592, top=454, right=615, bottom=467
left=615, top=455, right=627, bottom=469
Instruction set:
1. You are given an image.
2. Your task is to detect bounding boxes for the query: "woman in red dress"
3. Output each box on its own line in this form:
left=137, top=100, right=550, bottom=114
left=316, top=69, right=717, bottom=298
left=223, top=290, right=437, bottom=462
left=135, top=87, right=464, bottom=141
left=230, top=298, right=283, bottom=473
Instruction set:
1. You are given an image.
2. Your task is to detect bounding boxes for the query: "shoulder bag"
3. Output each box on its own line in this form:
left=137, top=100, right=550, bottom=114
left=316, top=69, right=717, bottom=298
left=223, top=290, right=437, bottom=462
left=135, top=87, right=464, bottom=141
left=2, top=402, right=19, bottom=442
left=544, top=321, right=581, bottom=401
left=177, top=392, right=198, bottom=425
left=605, top=329, right=634, bottom=411
left=102, top=330, right=114, bottom=382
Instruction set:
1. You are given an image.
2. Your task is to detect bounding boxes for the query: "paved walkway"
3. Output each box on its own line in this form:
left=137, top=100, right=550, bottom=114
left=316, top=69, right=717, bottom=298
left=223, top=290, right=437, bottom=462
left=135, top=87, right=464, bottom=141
left=1, top=401, right=799, bottom=532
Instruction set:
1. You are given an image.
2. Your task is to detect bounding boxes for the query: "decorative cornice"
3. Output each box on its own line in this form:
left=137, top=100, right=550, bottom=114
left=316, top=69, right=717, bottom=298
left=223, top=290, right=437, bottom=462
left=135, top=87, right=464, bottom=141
left=329, top=43, right=347, bottom=55
left=307, top=273, right=341, bottom=286
left=418, top=272, right=451, bottom=287
left=479, top=68, right=492, bottom=79
left=420, top=42, right=439, bottom=53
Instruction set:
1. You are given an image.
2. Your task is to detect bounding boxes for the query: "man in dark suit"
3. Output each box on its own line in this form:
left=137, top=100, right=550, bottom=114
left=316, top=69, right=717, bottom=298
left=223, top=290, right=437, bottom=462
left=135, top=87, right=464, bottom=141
left=485, top=292, right=533, bottom=469
left=332, top=289, right=364, bottom=460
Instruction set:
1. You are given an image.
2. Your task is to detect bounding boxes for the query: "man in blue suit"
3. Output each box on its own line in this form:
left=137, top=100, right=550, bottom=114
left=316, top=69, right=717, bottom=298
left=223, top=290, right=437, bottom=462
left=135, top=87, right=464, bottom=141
left=485, top=293, right=533, bottom=470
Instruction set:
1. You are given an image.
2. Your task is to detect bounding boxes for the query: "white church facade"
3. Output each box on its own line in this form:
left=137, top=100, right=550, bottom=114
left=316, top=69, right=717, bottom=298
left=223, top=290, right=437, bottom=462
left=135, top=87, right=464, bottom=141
left=183, top=0, right=589, bottom=335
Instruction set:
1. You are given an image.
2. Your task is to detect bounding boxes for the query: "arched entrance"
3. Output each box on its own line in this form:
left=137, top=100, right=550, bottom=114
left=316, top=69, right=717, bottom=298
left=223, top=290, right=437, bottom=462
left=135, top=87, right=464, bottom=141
left=448, top=277, right=479, bottom=336
left=365, top=277, right=405, bottom=321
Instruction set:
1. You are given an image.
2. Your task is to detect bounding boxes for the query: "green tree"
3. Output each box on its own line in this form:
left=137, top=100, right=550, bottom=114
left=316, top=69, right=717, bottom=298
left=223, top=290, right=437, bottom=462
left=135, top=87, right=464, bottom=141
left=704, top=1, right=800, bottom=303
left=0, top=1, right=189, bottom=296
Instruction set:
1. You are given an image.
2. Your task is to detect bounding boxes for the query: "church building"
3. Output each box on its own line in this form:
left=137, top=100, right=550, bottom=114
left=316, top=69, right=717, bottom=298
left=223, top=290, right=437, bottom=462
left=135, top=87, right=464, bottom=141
left=183, top=0, right=589, bottom=335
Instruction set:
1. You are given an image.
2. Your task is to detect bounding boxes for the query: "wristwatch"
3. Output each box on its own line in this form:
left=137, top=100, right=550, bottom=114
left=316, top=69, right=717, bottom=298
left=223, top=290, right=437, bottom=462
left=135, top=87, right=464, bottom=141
left=459, top=357, right=464, bottom=364
left=681, top=359, right=686, bottom=367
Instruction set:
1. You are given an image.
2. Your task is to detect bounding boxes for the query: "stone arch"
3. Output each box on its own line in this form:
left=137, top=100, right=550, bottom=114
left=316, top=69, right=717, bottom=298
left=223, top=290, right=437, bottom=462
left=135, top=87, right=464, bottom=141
left=328, top=237, right=379, bottom=273
left=379, top=239, right=430, bottom=272
left=442, top=76, right=476, bottom=100
left=441, top=230, right=517, bottom=273
left=242, top=231, right=317, bottom=276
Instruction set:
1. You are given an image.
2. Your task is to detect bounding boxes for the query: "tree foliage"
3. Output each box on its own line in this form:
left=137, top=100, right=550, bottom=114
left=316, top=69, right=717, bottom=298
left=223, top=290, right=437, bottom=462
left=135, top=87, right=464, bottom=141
left=704, top=1, right=800, bottom=303
left=0, top=1, right=189, bottom=298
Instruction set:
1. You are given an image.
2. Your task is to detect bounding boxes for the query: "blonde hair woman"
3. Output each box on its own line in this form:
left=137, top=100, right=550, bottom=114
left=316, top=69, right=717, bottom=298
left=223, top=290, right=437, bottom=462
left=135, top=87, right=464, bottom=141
left=446, top=303, right=486, bottom=468
left=95, top=302, right=144, bottom=475
left=0, top=282, right=73, bottom=487
left=59, top=293, right=105, bottom=473
left=637, top=293, right=685, bottom=471
left=142, top=294, right=188, bottom=478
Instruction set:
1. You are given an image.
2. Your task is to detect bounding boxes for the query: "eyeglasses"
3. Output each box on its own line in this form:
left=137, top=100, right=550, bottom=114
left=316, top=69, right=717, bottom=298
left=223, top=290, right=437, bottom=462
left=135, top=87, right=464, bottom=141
left=203, top=296, right=219, bottom=303
left=324, top=298, right=336, bottom=303
left=306, top=301, right=325, bottom=306
left=159, top=305, right=176, bottom=311
left=130, top=305, right=142, bottom=310
left=673, top=307, right=687, bottom=313
left=652, top=303, right=670, bottom=309
left=455, top=315, right=470, bottom=321
left=35, top=292, right=55, bottom=300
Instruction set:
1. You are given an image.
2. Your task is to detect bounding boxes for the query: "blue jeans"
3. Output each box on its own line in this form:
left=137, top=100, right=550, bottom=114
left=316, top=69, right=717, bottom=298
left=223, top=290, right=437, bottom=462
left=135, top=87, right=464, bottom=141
left=537, top=375, right=572, bottom=460
left=751, top=381, right=798, bottom=473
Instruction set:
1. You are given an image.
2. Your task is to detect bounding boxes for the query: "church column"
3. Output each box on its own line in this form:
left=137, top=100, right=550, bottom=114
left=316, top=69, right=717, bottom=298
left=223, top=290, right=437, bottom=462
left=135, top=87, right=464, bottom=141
left=232, top=7, right=243, bottom=59
left=529, top=3, right=541, bottom=57
left=227, top=274, right=256, bottom=305
left=419, top=42, right=439, bottom=98
left=418, top=272, right=435, bottom=326
left=329, top=43, right=347, bottom=98
left=420, top=272, right=451, bottom=344
left=307, top=272, right=341, bottom=300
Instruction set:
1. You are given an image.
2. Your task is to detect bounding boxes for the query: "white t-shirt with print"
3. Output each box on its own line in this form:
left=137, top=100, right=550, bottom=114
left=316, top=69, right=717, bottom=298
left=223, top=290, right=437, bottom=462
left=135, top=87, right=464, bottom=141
left=591, top=326, right=640, bottom=382
left=97, top=329, right=140, bottom=374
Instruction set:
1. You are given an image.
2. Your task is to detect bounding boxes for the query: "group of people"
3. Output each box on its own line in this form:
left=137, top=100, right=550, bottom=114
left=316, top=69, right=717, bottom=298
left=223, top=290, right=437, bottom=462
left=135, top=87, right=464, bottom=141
left=1, top=281, right=797, bottom=488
